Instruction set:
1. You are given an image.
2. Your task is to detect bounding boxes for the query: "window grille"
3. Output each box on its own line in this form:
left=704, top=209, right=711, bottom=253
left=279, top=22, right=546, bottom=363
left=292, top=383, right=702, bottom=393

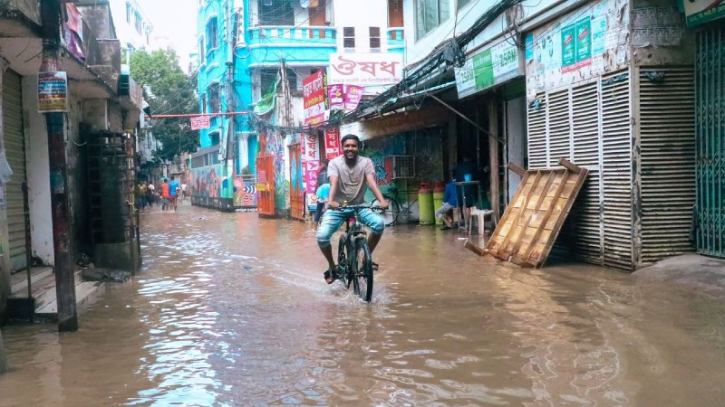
left=343, top=27, right=355, bottom=49
left=369, top=27, right=381, bottom=51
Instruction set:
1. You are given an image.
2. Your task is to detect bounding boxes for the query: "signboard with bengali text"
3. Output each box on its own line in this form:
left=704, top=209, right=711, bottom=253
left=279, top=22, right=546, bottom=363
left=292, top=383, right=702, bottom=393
left=328, top=53, right=403, bottom=86
left=38, top=72, right=68, bottom=113
left=303, top=71, right=328, bottom=126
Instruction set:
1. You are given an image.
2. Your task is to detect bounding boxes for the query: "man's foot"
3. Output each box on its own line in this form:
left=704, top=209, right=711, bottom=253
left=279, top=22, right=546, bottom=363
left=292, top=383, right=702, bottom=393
left=324, top=268, right=337, bottom=284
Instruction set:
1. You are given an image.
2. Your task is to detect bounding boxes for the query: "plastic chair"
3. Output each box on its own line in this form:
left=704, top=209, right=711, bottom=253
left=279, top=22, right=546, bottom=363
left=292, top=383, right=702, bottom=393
left=467, top=208, right=493, bottom=237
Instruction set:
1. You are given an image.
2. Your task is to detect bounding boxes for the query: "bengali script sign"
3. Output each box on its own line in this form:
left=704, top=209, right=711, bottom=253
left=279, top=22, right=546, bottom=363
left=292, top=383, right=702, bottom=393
left=328, top=84, right=365, bottom=112
left=328, top=53, right=403, bottom=86
left=324, top=127, right=342, bottom=159
left=38, top=72, right=68, bottom=113
left=303, top=71, right=328, bottom=125
left=190, top=115, right=210, bottom=130
left=302, top=133, right=320, bottom=194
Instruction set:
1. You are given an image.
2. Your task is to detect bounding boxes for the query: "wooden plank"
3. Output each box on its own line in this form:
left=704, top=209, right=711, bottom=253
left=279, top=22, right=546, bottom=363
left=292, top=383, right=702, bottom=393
left=537, top=167, right=590, bottom=267
left=506, top=170, right=558, bottom=259
left=517, top=171, right=571, bottom=264
left=489, top=102, right=501, bottom=221
left=494, top=171, right=545, bottom=258
left=485, top=171, right=532, bottom=252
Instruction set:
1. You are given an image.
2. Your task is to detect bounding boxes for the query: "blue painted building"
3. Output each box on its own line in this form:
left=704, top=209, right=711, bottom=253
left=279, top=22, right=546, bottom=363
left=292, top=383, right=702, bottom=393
left=193, top=0, right=405, bottom=211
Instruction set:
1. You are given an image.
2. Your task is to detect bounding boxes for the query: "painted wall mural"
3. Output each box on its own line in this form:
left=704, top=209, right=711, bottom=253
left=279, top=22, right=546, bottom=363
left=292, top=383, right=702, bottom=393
left=264, top=132, right=289, bottom=210
left=233, top=176, right=257, bottom=207
left=190, top=164, right=231, bottom=200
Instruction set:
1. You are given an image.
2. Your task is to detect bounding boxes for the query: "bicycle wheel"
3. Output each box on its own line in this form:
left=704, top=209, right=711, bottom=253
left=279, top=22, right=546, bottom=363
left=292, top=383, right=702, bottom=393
left=352, top=239, right=374, bottom=302
left=372, top=197, right=400, bottom=226
left=337, top=233, right=353, bottom=289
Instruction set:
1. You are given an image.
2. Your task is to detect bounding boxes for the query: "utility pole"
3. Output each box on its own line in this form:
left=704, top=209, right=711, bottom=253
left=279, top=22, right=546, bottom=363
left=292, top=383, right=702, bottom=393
left=41, top=0, right=78, bottom=332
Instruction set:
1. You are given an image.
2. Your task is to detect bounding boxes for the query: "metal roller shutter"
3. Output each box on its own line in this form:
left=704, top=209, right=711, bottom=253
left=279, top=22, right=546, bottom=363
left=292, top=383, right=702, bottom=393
left=547, top=89, right=571, bottom=167
left=571, top=82, right=603, bottom=264
left=3, top=69, right=28, bottom=272
left=527, top=95, right=547, bottom=169
left=601, top=70, right=633, bottom=269
left=638, top=66, right=695, bottom=265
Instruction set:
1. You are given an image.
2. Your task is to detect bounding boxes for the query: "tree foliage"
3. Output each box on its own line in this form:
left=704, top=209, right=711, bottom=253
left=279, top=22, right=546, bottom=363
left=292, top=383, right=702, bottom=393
left=130, top=49, right=198, bottom=162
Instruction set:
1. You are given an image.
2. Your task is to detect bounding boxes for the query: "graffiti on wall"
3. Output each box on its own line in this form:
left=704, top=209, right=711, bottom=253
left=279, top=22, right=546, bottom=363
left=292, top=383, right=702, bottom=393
left=190, top=164, right=231, bottom=199
left=364, top=135, right=405, bottom=187
left=264, top=132, right=289, bottom=210
left=233, top=177, right=257, bottom=207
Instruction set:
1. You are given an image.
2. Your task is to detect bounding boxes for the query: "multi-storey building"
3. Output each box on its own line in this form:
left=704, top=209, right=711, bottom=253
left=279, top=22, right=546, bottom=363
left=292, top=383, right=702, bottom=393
left=109, top=0, right=154, bottom=61
left=193, top=0, right=405, bottom=212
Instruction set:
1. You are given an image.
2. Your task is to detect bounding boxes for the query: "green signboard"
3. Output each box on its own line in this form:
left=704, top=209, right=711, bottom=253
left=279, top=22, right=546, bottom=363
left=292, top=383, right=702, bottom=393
left=561, top=18, right=592, bottom=72
left=682, top=0, right=725, bottom=27
left=473, top=49, right=494, bottom=90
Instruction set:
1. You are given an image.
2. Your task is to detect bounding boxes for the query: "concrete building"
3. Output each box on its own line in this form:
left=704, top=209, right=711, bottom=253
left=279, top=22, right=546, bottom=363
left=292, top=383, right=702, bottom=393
left=0, top=0, right=144, bottom=323
left=108, top=0, right=154, bottom=61
left=193, top=0, right=402, bottom=214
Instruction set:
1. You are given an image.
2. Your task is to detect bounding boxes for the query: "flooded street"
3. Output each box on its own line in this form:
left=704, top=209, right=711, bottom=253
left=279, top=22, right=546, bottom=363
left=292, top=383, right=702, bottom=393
left=2, top=203, right=725, bottom=406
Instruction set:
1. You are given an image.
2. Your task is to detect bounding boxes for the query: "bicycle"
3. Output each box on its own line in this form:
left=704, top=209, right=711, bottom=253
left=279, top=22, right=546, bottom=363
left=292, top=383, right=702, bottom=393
left=334, top=204, right=384, bottom=302
left=371, top=182, right=417, bottom=227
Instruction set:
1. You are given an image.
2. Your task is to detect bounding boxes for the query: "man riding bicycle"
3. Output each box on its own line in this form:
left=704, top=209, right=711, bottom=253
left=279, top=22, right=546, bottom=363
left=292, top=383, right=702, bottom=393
left=317, top=134, right=388, bottom=284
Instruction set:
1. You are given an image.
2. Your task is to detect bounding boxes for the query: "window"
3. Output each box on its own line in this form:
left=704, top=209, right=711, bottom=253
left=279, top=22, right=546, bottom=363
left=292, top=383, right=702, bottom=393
left=458, top=0, right=472, bottom=8
left=259, top=68, right=297, bottom=96
left=208, top=83, right=221, bottom=113
left=135, top=13, right=143, bottom=34
left=415, top=0, right=450, bottom=39
left=126, top=2, right=132, bottom=23
left=343, top=27, right=355, bottom=50
left=258, top=0, right=294, bottom=25
left=369, top=27, right=381, bottom=51
left=201, top=94, right=207, bottom=114
left=199, top=37, right=205, bottom=63
left=206, top=18, right=218, bottom=50
left=388, top=0, right=404, bottom=27
left=210, top=133, right=220, bottom=147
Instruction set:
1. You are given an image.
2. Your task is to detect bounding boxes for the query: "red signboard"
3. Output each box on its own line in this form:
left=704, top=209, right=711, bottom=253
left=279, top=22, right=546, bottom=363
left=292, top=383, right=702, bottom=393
left=324, top=127, right=342, bottom=159
left=303, top=71, right=328, bottom=125
left=190, top=116, right=210, bottom=130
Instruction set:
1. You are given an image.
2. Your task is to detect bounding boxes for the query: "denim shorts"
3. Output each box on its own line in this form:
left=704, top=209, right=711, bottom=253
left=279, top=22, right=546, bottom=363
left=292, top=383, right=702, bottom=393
left=316, top=208, right=385, bottom=247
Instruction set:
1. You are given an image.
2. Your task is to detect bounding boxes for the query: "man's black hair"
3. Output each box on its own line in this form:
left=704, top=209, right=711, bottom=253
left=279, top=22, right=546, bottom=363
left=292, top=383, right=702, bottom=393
left=341, top=134, right=361, bottom=147
left=171, top=175, right=175, bottom=181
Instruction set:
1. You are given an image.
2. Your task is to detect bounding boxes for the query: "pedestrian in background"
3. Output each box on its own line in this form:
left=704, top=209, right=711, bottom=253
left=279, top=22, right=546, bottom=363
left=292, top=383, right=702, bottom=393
left=160, top=178, right=170, bottom=211
left=435, top=171, right=458, bottom=230
left=147, top=182, right=156, bottom=208
left=314, top=159, right=329, bottom=224
left=168, top=176, right=181, bottom=211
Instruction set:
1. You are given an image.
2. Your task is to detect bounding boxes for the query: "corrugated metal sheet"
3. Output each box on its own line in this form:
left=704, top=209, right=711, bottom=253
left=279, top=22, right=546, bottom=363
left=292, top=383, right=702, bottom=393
left=2, top=69, right=28, bottom=272
left=638, top=66, right=695, bottom=265
left=572, top=82, right=603, bottom=264
left=601, top=70, right=633, bottom=269
left=527, top=94, right=547, bottom=169
left=548, top=89, right=570, bottom=167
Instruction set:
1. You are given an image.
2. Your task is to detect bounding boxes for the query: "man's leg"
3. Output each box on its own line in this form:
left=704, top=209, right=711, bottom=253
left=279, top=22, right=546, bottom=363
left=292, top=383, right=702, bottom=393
left=359, top=209, right=385, bottom=254
left=317, top=209, right=346, bottom=271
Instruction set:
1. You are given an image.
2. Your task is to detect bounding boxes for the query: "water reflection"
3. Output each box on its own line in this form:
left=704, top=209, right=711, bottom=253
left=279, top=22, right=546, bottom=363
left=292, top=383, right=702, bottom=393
left=1, top=205, right=725, bottom=406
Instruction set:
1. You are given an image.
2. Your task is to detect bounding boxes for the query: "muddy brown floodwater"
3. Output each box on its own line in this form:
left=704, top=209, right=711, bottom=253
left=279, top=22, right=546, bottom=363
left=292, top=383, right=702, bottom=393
left=2, top=203, right=725, bottom=406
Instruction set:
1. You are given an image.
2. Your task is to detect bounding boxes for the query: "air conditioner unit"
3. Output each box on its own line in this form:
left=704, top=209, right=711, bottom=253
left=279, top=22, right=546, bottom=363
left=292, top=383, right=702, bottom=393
left=386, top=155, right=415, bottom=179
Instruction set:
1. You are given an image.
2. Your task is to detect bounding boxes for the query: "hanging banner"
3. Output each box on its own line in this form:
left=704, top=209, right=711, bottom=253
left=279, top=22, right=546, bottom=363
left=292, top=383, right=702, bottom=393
left=324, top=127, right=342, bottom=159
left=344, top=85, right=364, bottom=111
left=190, top=115, right=210, bottom=130
left=302, top=133, right=320, bottom=195
left=38, top=72, right=68, bottom=113
left=328, top=53, right=404, bottom=86
left=328, top=84, right=345, bottom=111
left=303, top=71, right=328, bottom=125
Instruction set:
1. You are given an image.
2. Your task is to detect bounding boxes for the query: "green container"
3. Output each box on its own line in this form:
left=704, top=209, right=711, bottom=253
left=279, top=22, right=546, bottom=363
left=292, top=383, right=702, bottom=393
left=418, top=182, right=435, bottom=225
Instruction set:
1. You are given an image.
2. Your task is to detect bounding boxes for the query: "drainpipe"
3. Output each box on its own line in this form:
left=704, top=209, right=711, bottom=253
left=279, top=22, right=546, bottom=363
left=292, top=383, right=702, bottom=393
left=41, top=0, right=78, bottom=332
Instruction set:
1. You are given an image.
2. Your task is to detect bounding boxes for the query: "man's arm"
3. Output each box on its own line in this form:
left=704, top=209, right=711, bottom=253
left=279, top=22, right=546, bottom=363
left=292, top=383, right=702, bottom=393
left=365, top=173, right=388, bottom=208
left=328, top=175, right=340, bottom=208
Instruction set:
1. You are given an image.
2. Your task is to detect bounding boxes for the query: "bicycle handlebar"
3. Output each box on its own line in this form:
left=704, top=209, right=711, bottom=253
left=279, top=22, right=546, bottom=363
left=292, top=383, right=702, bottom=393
left=331, top=204, right=385, bottom=212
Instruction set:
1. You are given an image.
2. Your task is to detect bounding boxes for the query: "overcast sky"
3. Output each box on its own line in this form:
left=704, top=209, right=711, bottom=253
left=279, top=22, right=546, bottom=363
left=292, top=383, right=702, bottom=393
left=140, top=0, right=197, bottom=70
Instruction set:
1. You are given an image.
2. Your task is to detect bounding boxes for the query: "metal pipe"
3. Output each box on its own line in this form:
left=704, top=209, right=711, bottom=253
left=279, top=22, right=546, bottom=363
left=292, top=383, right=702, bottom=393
left=427, top=94, right=504, bottom=145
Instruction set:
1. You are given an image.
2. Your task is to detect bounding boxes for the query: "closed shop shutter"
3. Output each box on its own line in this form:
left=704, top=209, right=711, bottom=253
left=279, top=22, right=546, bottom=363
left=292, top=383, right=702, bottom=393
left=527, top=95, right=547, bottom=169
left=695, top=27, right=725, bottom=258
left=571, top=82, right=603, bottom=264
left=527, top=75, right=634, bottom=269
left=638, top=66, right=695, bottom=264
left=601, top=70, right=632, bottom=269
left=3, top=69, right=28, bottom=272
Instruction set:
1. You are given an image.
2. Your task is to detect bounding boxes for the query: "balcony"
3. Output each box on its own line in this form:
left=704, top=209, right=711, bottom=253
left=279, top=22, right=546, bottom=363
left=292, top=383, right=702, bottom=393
left=246, top=26, right=337, bottom=67
left=387, top=28, right=405, bottom=53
